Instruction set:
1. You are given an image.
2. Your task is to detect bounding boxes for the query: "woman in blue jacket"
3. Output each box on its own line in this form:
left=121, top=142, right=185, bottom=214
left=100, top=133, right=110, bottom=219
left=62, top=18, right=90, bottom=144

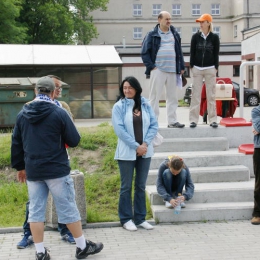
left=112, top=76, right=158, bottom=231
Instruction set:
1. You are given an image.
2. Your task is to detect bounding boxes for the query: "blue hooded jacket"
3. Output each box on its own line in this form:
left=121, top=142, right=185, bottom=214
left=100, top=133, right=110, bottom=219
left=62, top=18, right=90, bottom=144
left=11, top=100, right=80, bottom=181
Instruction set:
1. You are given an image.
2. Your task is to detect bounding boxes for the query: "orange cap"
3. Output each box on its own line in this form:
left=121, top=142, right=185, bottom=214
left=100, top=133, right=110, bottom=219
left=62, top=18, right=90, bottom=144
left=196, top=13, right=212, bottom=23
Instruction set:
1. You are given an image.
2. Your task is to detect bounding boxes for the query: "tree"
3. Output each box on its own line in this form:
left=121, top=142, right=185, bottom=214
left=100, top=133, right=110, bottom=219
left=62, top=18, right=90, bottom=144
left=0, top=0, right=27, bottom=43
left=19, top=0, right=109, bottom=44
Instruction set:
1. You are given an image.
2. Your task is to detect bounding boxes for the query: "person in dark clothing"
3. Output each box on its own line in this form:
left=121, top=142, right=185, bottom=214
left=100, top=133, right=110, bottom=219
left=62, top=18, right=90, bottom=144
left=156, top=155, right=194, bottom=209
left=16, top=76, right=75, bottom=249
left=251, top=105, right=260, bottom=225
left=12, top=76, right=103, bottom=260
left=189, top=13, right=220, bottom=129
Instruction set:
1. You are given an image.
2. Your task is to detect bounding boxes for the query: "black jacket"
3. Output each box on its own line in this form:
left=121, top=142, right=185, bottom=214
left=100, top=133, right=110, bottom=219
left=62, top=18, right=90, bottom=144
left=11, top=100, right=80, bottom=181
left=190, top=31, right=220, bottom=69
left=141, top=24, right=185, bottom=77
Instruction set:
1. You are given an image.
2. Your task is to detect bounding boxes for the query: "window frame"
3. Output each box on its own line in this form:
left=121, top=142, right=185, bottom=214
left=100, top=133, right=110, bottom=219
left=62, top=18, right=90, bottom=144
left=133, top=4, right=142, bottom=17
left=211, top=4, right=220, bottom=16
left=152, top=4, right=161, bottom=16
left=172, top=4, right=181, bottom=16
left=133, top=27, right=143, bottom=40
left=192, top=4, right=201, bottom=15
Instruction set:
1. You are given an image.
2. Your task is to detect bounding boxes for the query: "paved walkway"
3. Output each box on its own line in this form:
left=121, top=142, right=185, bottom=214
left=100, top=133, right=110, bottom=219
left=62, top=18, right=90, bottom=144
left=1, top=106, right=256, bottom=260
left=0, top=220, right=259, bottom=260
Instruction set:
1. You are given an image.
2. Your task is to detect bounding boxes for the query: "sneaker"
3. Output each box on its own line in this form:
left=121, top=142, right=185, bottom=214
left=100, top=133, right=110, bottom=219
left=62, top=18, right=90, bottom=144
left=168, top=122, right=185, bottom=128
left=138, top=221, right=154, bottom=230
left=180, top=202, right=186, bottom=208
left=210, top=122, right=218, bottom=128
left=251, top=217, right=260, bottom=225
left=17, top=233, right=34, bottom=249
left=165, top=201, right=173, bottom=208
left=190, top=122, right=197, bottom=128
left=75, top=240, right=104, bottom=259
left=35, top=247, right=50, bottom=260
left=61, top=232, right=75, bottom=244
left=123, top=220, right=137, bottom=231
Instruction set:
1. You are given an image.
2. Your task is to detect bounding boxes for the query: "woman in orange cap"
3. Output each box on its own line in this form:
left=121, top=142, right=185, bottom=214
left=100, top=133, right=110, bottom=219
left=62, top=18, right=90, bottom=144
left=189, top=13, right=220, bottom=128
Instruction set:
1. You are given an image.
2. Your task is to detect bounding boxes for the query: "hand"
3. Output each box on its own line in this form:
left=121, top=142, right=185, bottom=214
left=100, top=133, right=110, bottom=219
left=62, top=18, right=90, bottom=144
left=17, top=170, right=26, bottom=183
left=253, top=128, right=259, bottom=135
left=169, top=198, right=178, bottom=207
left=180, top=70, right=185, bottom=75
left=136, top=144, right=147, bottom=156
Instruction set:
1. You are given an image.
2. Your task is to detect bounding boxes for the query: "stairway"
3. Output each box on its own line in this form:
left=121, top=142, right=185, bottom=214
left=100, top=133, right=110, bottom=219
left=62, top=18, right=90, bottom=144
left=146, top=124, right=254, bottom=223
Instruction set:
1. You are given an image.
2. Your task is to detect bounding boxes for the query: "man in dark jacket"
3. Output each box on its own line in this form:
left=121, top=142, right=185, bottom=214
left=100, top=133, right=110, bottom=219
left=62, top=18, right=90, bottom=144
left=16, top=75, right=75, bottom=250
left=11, top=76, right=103, bottom=260
left=141, top=11, right=185, bottom=128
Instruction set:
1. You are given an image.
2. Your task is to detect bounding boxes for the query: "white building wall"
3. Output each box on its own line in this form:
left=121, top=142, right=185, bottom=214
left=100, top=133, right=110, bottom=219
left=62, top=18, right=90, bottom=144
left=90, top=0, right=260, bottom=45
left=242, top=32, right=260, bottom=91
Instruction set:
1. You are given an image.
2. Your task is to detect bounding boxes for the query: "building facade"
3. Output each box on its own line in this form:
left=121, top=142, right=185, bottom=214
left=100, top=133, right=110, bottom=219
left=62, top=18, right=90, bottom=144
left=90, top=0, right=260, bottom=45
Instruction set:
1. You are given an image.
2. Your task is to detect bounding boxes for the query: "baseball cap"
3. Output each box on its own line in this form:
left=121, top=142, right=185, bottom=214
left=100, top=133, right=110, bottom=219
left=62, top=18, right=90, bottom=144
left=36, top=76, right=55, bottom=93
left=196, top=14, right=212, bottom=23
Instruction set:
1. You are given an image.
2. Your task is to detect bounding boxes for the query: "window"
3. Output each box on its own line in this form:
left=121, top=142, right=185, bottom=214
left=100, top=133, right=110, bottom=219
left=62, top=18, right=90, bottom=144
left=152, top=4, right=161, bottom=16
left=211, top=4, right=220, bottom=15
left=172, top=4, right=181, bottom=16
left=192, top=4, right=200, bottom=15
left=175, top=27, right=181, bottom=37
left=192, top=27, right=199, bottom=35
left=133, top=27, right=142, bottom=39
left=233, top=65, right=240, bottom=77
left=133, top=4, right=142, bottom=16
left=214, top=26, right=221, bottom=38
left=234, top=25, right=237, bottom=38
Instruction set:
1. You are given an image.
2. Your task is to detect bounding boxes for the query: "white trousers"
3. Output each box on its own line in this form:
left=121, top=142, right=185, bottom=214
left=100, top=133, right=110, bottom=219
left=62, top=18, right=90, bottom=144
left=189, top=67, right=217, bottom=124
left=149, top=69, right=178, bottom=125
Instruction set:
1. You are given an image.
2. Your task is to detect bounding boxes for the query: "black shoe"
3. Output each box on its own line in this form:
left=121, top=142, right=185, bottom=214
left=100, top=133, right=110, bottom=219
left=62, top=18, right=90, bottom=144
left=35, top=248, right=50, bottom=260
left=168, top=122, right=185, bottom=128
left=210, top=122, right=218, bottom=128
left=190, top=122, right=197, bottom=128
left=75, top=240, right=104, bottom=259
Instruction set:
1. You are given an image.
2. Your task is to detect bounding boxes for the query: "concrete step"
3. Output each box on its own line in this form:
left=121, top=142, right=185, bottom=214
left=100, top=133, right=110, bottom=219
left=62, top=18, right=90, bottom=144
left=150, top=148, right=253, bottom=177
left=158, top=125, right=252, bottom=148
left=146, top=165, right=250, bottom=185
left=151, top=202, right=253, bottom=223
left=146, top=179, right=254, bottom=205
left=154, top=137, right=229, bottom=152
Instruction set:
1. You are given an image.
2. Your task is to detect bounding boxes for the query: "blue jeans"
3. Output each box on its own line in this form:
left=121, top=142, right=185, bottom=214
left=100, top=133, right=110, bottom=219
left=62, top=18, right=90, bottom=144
left=118, top=157, right=151, bottom=226
left=23, top=200, right=72, bottom=236
left=162, top=168, right=188, bottom=198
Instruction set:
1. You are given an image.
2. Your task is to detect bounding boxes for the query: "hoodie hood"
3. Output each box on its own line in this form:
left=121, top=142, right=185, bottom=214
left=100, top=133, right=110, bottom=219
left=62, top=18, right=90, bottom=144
left=22, top=101, right=56, bottom=124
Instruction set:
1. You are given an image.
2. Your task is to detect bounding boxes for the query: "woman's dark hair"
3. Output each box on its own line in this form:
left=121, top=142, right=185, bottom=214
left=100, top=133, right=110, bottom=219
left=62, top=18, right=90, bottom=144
left=119, top=76, right=142, bottom=111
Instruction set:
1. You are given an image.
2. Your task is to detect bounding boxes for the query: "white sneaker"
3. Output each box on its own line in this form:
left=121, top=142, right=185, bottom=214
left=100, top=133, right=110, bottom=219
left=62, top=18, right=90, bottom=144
left=123, top=220, right=137, bottom=231
left=138, top=221, right=154, bottom=230
left=165, top=201, right=173, bottom=208
left=181, top=202, right=186, bottom=208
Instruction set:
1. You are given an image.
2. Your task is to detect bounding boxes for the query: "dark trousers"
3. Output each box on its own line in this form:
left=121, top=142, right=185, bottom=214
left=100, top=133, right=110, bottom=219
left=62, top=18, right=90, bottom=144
left=23, top=200, right=70, bottom=236
left=253, top=148, right=260, bottom=217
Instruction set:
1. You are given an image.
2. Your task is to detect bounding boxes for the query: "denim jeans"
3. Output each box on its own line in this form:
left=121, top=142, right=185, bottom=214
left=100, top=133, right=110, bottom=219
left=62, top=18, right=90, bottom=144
left=162, top=168, right=188, bottom=198
left=23, top=200, right=71, bottom=236
left=118, top=157, right=151, bottom=225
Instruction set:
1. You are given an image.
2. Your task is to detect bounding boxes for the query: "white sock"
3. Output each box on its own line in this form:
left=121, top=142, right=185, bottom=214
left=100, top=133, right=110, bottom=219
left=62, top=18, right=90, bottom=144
left=35, top=242, right=45, bottom=253
left=74, top=235, right=86, bottom=250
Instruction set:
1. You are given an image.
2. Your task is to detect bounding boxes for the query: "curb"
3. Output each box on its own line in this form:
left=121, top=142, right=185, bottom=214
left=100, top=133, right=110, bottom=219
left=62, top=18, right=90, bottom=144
left=0, top=220, right=156, bottom=234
